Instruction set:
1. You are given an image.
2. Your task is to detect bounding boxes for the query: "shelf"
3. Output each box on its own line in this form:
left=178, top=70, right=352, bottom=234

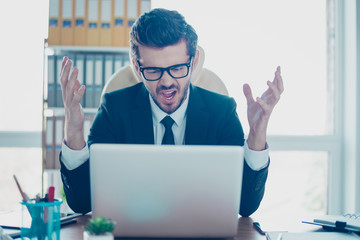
left=44, top=108, right=98, bottom=117
left=45, top=45, right=130, bottom=55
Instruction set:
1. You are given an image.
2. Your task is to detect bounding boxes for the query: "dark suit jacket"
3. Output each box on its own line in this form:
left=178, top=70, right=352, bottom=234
left=60, top=83, right=268, bottom=217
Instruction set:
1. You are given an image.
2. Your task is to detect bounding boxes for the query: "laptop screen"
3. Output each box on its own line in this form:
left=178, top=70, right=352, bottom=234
left=90, top=144, right=244, bottom=238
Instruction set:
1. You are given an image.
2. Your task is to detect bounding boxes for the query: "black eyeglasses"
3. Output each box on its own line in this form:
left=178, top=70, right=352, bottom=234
left=137, top=57, right=193, bottom=81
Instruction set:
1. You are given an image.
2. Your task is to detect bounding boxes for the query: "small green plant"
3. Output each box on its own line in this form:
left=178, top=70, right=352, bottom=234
left=85, top=217, right=115, bottom=235
left=60, top=187, right=66, bottom=202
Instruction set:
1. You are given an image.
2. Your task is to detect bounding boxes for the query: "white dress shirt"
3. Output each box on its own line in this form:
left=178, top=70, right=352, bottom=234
left=61, top=90, right=269, bottom=171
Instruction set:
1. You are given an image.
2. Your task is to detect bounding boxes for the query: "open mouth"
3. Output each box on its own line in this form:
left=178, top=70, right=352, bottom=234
left=161, top=90, right=176, bottom=101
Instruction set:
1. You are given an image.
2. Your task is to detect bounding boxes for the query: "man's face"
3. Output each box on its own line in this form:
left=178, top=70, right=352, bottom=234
left=134, top=40, right=199, bottom=114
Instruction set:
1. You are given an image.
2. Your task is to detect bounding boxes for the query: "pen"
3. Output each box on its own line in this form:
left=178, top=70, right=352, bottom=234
left=46, top=186, right=55, bottom=239
left=253, top=222, right=266, bottom=235
left=48, top=186, right=55, bottom=202
left=13, top=175, right=29, bottom=202
left=44, top=186, right=55, bottom=221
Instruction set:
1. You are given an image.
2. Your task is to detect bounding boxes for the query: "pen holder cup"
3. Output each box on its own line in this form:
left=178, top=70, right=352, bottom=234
left=21, top=199, right=62, bottom=240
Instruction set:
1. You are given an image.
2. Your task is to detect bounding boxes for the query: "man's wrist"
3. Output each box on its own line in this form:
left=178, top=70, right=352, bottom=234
left=246, top=131, right=266, bottom=151
left=64, top=138, right=86, bottom=150
left=244, top=141, right=269, bottom=171
left=64, top=130, right=86, bottom=150
left=64, top=124, right=85, bottom=150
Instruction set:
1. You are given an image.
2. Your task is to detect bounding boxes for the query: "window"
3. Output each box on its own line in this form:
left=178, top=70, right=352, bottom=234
left=152, top=0, right=339, bottom=217
left=0, top=0, right=48, bottom=210
left=0, top=148, right=42, bottom=210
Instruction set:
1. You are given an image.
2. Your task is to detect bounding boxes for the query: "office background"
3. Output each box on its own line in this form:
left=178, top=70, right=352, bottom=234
left=0, top=0, right=359, bottom=222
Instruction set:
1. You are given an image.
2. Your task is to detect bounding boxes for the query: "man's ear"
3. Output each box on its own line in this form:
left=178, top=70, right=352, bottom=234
left=131, top=58, right=144, bottom=82
left=192, top=49, right=200, bottom=71
left=132, top=58, right=139, bottom=73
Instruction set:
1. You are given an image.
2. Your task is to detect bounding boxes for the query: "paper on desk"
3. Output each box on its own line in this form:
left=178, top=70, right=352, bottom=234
left=266, top=231, right=283, bottom=240
left=0, top=211, right=21, bottom=228
left=266, top=231, right=360, bottom=240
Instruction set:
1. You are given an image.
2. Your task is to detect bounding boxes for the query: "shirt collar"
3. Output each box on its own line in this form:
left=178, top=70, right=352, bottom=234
left=149, top=87, right=190, bottom=126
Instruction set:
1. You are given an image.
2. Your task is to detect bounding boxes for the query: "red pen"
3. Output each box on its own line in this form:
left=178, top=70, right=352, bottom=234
left=48, top=186, right=55, bottom=202
left=44, top=186, right=55, bottom=224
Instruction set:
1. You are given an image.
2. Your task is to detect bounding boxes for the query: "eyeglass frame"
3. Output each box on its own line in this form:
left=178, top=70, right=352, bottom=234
left=137, top=57, right=193, bottom=81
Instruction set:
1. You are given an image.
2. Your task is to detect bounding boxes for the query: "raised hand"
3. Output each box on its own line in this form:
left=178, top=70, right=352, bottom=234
left=243, top=66, right=284, bottom=150
left=60, top=56, right=87, bottom=150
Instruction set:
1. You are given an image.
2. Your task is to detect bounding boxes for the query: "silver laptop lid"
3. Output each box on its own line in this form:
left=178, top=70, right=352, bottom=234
left=90, top=144, right=244, bottom=238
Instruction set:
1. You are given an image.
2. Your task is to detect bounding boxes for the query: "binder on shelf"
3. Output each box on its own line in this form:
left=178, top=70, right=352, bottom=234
left=100, top=0, right=112, bottom=46
left=45, top=117, right=55, bottom=169
left=123, top=55, right=130, bottom=66
left=112, top=0, right=126, bottom=46
left=56, top=56, right=64, bottom=107
left=94, top=56, right=104, bottom=107
left=125, top=0, right=138, bottom=46
left=114, top=55, right=124, bottom=71
left=47, top=55, right=56, bottom=107
left=87, top=0, right=100, bottom=46
left=55, top=117, right=64, bottom=169
left=61, top=0, right=74, bottom=45
left=85, top=55, right=95, bottom=107
left=74, top=0, right=87, bottom=45
left=104, top=55, right=114, bottom=84
left=48, top=0, right=62, bottom=45
left=140, top=0, right=150, bottom=15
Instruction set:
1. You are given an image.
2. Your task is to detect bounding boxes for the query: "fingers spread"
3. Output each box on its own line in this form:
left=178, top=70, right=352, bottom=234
left=274, top=66, right=284, bottom=94
left=267, top=80, right=280, bottom=103
left=61, top=56, right=68, bottom=70
left=60, top=58, right=72, bottom=86
left=72, top=85, right=86, bottom=105
left=60, top=58, right=73, bottom=101
left=256, top=97, right=271, bottom=114
left=243, top=83, right=255, bottom=104
left=65, top=67, right=79, bottom=106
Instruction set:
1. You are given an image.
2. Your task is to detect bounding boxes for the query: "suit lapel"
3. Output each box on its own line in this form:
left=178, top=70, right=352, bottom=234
left=185, top=84, right=210, bottom=145
left=129, top=83, right=154, bottom=144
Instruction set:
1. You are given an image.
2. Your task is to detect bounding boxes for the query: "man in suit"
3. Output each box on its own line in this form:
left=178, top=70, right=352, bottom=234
left=60, top=8, right=284, bottom=217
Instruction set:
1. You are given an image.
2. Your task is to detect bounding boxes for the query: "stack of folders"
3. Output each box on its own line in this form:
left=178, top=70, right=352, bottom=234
left=46, top=53, right=129, bottom=109
left=48, top=0, right=152, bottom=47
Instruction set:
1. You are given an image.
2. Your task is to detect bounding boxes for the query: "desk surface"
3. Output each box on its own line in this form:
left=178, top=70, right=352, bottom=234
left=61, top=215, right=266, bottom=240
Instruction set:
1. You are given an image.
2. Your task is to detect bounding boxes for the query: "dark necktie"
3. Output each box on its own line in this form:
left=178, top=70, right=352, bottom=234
left=161, top=116, right=175, bottom=145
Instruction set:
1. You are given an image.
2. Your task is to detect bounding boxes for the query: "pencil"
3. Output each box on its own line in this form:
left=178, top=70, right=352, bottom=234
left=13, top=175, right=29, bottom=202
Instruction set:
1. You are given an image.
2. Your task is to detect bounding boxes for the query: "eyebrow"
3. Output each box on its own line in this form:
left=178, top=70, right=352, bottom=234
left=138, top=57, right=191, bottom=68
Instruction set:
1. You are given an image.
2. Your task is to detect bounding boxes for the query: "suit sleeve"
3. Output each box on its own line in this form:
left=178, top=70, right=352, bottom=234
left=240, top=160, right=269, bottom=217
left=60, top=93, right=116, bottom=214
left=60, top=154, right=91, bottom=214
left=219, top=97, right=269, bottom=217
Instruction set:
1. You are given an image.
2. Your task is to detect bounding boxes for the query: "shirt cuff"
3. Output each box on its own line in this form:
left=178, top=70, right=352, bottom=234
left=61, top=141, right=89, bottom=170
left=244, top=140, right=269, bottom=171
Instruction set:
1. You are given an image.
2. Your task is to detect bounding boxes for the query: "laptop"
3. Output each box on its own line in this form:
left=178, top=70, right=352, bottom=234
left=89, top=144, right=244, bottom=238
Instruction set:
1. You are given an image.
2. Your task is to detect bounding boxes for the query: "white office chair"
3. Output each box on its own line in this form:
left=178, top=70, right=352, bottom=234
left=102, top=46, right=229, bottom=96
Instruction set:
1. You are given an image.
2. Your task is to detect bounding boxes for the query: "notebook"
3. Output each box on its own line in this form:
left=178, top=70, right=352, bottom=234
left=266, top=232, right=360, bottom=240
left=89, top=144, right=244, bottom=238
left=303, top=213, right=360, bottom=232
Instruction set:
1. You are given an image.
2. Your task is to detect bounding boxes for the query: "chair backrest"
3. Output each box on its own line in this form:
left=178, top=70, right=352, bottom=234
left=101, top=46, right=229, bottom=96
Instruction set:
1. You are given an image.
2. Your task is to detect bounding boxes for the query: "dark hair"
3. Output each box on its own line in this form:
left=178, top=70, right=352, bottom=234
left=130, top=8, right=198, bottom=62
